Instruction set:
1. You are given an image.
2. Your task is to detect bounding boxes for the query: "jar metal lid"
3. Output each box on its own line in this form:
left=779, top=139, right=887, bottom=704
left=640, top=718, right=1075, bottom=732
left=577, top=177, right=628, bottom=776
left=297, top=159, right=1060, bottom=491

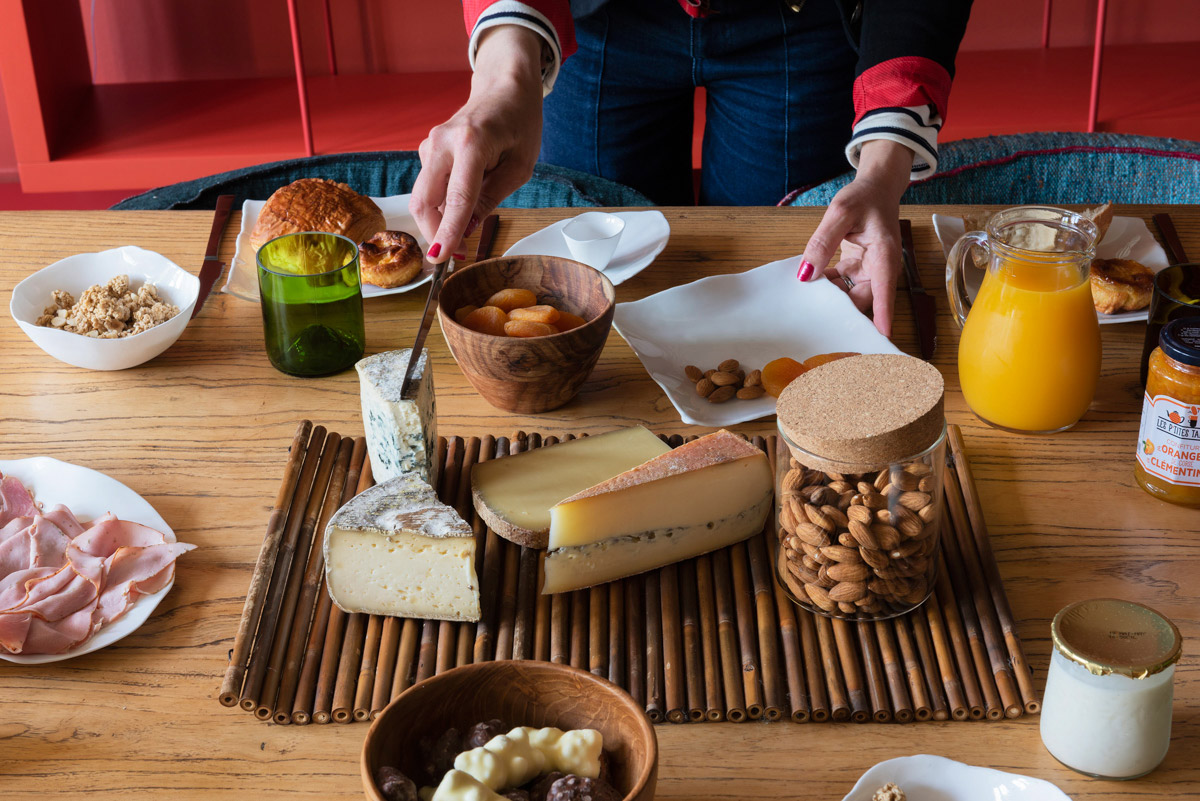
left=1159, top=318, right=1200, bottom=368
left=1051, top=598, right=1182, bottom=678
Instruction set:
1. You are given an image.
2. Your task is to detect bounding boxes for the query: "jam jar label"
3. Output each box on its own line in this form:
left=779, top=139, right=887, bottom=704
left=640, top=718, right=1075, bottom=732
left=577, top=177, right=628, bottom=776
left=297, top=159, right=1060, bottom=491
left=1137, top=393, right=1200, bottom=486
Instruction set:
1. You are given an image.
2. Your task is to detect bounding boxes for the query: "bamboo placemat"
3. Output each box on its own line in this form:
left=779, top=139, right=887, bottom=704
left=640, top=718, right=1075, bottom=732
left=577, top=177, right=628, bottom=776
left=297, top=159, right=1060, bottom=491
left=218, top=423, right=1038, bottom=725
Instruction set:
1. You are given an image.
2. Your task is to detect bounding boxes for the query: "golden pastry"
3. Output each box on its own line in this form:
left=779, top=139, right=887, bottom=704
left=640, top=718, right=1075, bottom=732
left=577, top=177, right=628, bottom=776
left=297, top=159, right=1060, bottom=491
left=358, top=230, right=424, bottom=288
left=250, top=178, right=384, bottom=251
left=1090, top=257, right=1154, bottom=314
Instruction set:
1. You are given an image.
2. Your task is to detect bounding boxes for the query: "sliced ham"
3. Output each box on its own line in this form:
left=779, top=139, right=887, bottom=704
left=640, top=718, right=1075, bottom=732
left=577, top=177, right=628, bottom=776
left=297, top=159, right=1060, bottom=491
left=0, top=474, right=193, bottom=656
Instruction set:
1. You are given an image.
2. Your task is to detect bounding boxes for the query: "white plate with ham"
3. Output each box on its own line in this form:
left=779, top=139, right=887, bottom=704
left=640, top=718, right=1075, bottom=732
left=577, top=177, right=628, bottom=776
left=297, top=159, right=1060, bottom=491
left=0, top=458, right=194, bottom=664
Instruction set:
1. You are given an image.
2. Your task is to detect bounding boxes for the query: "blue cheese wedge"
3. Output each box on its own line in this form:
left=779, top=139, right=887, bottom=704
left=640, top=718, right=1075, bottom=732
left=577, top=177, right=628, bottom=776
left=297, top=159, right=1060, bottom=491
left=324, top=475, right=480, bottom=622
left=357, top=348, right=436, bottom=483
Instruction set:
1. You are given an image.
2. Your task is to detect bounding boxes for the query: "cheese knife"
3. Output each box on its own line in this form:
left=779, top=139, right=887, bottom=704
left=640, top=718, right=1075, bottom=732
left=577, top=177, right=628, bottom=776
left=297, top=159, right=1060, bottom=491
left=400, top=254, right=454, bottom=398
left=899, top=219, right=937, bottom=360
left=191, top=194, right=234, bottom=319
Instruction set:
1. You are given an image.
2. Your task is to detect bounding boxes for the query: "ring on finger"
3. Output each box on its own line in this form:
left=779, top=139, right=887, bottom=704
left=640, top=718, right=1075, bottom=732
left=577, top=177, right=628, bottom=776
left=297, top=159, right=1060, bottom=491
left=842, top=275, right=855, bottom=290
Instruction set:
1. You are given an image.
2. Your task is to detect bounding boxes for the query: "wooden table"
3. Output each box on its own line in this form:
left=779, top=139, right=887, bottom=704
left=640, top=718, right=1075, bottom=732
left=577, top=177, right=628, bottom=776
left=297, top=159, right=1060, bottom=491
left=0, top=207, right=1196, bottom=800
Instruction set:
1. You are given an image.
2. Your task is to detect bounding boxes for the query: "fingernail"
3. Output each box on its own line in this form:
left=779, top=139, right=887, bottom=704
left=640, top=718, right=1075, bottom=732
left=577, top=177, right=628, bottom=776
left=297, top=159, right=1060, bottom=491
left=797, top=260, right=814, bottom=282
left=428, top=242, right=442, bottom=259
left=464, top=215, right=481, bottom=238
left=452, top=252, right=466, bottom=261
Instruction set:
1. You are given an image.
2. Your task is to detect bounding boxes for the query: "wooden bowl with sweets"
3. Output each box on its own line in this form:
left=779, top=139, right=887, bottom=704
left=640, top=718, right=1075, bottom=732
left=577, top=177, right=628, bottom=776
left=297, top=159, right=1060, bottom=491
left=437, top=255, right=616, bottom=413
left=361, top=661, right=657, bottom=801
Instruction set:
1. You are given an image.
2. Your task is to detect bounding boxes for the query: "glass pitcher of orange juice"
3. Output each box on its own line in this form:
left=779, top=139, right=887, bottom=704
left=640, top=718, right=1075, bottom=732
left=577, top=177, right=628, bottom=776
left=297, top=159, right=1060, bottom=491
left=947, top=206, right=1101, bottom=433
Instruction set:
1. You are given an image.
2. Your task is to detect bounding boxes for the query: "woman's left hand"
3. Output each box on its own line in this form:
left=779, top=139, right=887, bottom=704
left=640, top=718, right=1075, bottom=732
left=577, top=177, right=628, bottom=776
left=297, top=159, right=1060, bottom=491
left=797, top=139, right=915, bottom=337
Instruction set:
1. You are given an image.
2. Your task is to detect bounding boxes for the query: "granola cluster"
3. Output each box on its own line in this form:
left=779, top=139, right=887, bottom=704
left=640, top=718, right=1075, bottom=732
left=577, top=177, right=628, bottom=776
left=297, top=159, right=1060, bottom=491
left=36, top=275, right=180, bottom=338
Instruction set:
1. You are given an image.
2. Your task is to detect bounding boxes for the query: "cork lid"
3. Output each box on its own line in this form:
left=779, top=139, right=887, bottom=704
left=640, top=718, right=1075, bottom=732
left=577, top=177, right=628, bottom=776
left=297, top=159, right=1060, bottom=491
left=776, top=354, right=944, bottom=473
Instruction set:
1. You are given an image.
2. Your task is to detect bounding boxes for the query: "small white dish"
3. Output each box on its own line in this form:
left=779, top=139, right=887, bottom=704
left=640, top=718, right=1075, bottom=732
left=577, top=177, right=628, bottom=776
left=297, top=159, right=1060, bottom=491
left=225, top=193, right=435, bottom=301
left=613, top=255, right=902, bottom=427
left=842, top=755, right=1072, bottom=801
left=0, top=457, right=180, bottom=665
left=505, top=210, right=670, bottom=286
left=562, top=211, right=626, bottom=269
left=9, top=246, right=198, bottom=371
left=932, top=213, right=1170, bottom=324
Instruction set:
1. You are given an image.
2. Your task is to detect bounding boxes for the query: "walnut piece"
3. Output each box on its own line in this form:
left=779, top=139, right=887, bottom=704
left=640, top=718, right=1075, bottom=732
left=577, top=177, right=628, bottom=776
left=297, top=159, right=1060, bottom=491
left=872, top=782, right=907, bottom=801
left=35, top=274, right=179, bottom=338
left=545, top=775, right=621, bottom=801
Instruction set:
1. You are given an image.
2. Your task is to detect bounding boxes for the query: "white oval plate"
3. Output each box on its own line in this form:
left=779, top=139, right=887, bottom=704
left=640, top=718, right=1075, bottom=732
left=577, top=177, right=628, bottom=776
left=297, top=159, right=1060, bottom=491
left=225, top=194, right=435, bottom=301
left=842, top=755, right=1072, bottom=801
left=0, top=457, right=178, bottom=664
left=613, top=255, right=902, bottom=427
left=504, top=210, right=670, bottom=286
left=932, top=213, right=1170, bottom=324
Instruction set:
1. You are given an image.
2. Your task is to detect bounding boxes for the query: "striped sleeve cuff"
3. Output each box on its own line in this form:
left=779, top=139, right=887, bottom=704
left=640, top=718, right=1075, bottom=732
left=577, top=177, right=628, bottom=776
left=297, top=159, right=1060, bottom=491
left=467, top=2, right=563, bottom=96
left=844, top=105, right=943, bottom=179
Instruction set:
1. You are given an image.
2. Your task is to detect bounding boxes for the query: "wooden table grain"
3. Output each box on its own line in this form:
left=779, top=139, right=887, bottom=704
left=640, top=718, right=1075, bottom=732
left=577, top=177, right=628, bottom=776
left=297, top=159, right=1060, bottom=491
left=0, top=207, right=1196, bottom=800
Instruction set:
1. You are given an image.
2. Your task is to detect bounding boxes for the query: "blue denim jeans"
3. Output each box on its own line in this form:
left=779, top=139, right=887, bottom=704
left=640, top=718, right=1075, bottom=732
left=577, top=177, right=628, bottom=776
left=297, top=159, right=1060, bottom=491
left=541, top=0, right=856, bottom=205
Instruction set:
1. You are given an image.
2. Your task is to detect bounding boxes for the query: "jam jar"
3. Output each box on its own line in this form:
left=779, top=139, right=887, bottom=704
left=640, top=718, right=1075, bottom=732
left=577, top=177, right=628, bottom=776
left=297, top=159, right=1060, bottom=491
left=1135, top=318, right=1200, bottom=506
left=774, top=354, right=946, bottom=620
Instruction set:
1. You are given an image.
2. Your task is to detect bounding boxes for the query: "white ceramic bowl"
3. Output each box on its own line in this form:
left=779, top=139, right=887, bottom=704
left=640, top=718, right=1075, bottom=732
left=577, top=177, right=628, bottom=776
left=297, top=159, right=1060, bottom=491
left=10, top=246, right=198, bottom=370
left=841, top=755, right=1072, bottom=801
left=562, top=211, right=626, bottom=269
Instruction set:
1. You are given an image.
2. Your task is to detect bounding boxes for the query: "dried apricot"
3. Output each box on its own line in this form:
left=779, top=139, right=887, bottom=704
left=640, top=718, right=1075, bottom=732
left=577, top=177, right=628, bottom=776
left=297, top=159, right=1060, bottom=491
left=454, top=304, right=478, bottom=324
left=802, top=352, right=859, bottom=371
left=485, top=287, right=537, bottom=312
left=462, top=305, right=509, bottom=336
left=761, top=357, right=808, bottom=398
left=508, top=304, right=561, bottom=325
left=503, top=320, right=556, bottom=338
left=554, top=311, right=587, bottom=332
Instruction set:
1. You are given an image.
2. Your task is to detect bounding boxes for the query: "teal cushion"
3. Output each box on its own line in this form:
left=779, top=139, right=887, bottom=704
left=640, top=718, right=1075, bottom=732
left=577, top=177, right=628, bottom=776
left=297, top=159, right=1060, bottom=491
left=112, top=151, right=654, bottom=210
left=784, top=133, right=1200, bottom=206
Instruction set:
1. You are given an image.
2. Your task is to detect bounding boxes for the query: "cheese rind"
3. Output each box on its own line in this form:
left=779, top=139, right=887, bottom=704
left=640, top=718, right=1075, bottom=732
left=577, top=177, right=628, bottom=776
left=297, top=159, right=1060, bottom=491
left=543, top=430, right=772, bottom=594
left=357, top=348, right=436, bottom=483
left=324, top=475, right=480, bottom=622
left=470, top=426, right=671, bottom=548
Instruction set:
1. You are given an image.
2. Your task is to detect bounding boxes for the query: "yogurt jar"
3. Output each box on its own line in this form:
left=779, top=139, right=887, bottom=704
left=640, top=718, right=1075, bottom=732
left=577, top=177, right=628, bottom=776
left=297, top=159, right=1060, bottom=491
left=1040, top=598, right=1183, bottom=779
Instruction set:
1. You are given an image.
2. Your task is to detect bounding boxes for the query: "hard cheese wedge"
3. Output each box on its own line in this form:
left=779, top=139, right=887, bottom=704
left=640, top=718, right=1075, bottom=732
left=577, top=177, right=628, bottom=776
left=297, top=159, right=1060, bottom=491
left=357, top=348, right=436, bottom=483
left=470, top=426, right=671, bottom=548
left=324, top=474, right=480, bottom=622
left=543, top=430, right=772, bottom=594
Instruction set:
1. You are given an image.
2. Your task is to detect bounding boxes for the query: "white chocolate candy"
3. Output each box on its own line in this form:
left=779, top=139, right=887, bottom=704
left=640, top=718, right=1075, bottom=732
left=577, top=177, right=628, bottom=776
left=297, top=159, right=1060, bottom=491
left=428, top=770, right=506, bottom=801
left=452, top=727, right=604, bottom=790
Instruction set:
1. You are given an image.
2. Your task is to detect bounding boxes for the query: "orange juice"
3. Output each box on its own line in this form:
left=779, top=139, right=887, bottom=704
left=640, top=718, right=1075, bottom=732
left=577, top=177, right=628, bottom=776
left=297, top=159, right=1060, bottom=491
left=958, top=256, right=1102, bottom=432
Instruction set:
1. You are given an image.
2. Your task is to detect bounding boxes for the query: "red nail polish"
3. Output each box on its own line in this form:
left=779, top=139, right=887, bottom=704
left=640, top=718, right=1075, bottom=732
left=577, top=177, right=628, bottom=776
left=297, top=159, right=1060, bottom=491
left=428, top=242, right=442, bottom=259
left=464, top=215, right=481, bottom=238
left=452, top=252, right=466, bottom=261
left=797, top=260, right=814, bottom=282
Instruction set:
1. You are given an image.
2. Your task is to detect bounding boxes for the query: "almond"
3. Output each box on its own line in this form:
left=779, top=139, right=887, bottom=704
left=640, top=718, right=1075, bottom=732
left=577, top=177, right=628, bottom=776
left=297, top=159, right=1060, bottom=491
left=873, top=470, right=890, bottom=491
left=704, top=368, right=716, bottom=380
left=707, top=385, right=736, bottom=403
left=919, top=475, right=937, bottom=493
left=744, top=369, right=762, bottom=387
left=826, top=562, right=871, bottom=582
left=904, top=461, right=933, bottom=476
left=848, top=519, right=878, bottom=549
left=820, top=504, right=849, bottom=528
left=782, top=467, right=805, bottom=492
left=710, top=370, right=740, bottom=387
left=918, top=504, right=938, bottom=523
left=847, top=505, right=873, bottom=525
left=871, top=523, right=901, bottom=551
left=822, top=545, right=863, bottom=563
left=684, top=364, right=704, bottom=382
left=695, top=377, right=716, bottom=397
left=838, top=601, right=858, bottom=614
left=793, top=521, right=831, bottom=548
left=736, top=386, right=766, bottom=400
left=829, top=580, right=867, bottom=603
left=805, top=583, right=836, bottom=612
left=890, top=470, right=920, bottom=492
left=857, top=481, right=875, bottom=495
left=899, top=491, right=932, bottom=511
left=838, top=532, right=857, bottom=548
left=860, top=548, right=890, bottom=570
left=718, top=358, right=739, bottom=373
left=803, top=503, right=835, bottom=532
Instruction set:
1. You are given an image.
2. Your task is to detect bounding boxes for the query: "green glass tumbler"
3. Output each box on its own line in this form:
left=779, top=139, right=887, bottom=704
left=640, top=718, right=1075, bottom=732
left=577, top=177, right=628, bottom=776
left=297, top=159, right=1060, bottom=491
left=257, top=232, right=365, bottom=376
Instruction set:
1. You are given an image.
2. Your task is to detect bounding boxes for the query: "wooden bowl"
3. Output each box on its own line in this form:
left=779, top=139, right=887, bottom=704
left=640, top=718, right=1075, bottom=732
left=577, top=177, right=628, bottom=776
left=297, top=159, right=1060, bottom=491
left=437, top=255, right=616, bottom=413
left=361, top=661, right=657, bottom=801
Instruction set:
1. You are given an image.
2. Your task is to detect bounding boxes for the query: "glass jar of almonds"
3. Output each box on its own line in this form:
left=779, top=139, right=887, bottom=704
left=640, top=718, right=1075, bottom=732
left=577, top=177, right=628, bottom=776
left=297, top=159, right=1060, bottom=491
left=773, top=354, right=946, bottom=621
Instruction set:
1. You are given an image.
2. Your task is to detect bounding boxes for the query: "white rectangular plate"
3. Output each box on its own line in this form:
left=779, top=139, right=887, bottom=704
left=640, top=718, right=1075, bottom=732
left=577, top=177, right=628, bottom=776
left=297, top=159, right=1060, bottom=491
left=842, top=755, right=1072, bottom=801
left=613, top=256, right=902, bottom=427
left=224, top=193, right=434, bottom=301
left=933, top=213, right=1169, bottom=324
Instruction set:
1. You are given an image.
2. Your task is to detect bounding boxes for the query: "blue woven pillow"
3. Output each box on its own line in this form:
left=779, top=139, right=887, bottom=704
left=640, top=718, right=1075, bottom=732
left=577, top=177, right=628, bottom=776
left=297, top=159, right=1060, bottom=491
left=112, top=151, right=653, bottom=210
left=784, top=133, right=1200, bottom=206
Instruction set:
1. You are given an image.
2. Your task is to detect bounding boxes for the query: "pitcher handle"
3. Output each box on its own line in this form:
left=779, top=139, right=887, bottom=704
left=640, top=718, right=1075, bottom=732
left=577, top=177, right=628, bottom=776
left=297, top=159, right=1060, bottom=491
left=946, top=230, right=988, bottom=329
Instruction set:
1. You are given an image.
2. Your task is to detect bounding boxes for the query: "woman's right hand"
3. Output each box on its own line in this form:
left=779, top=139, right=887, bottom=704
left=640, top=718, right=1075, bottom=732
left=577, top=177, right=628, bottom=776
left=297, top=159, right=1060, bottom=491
left=411, top=26, right=547, bottom=262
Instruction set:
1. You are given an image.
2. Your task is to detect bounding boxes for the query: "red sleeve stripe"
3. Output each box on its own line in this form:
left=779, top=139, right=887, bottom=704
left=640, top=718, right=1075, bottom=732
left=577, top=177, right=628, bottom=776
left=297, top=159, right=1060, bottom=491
left=852, top=56, right=953, bottom=125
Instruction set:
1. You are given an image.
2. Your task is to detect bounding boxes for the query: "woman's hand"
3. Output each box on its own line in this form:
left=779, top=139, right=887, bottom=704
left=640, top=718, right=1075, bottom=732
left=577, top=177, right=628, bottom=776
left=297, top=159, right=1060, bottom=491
left=410, top=27, right=547, bottom=262
left=797, top=139, right=915, bottom=337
